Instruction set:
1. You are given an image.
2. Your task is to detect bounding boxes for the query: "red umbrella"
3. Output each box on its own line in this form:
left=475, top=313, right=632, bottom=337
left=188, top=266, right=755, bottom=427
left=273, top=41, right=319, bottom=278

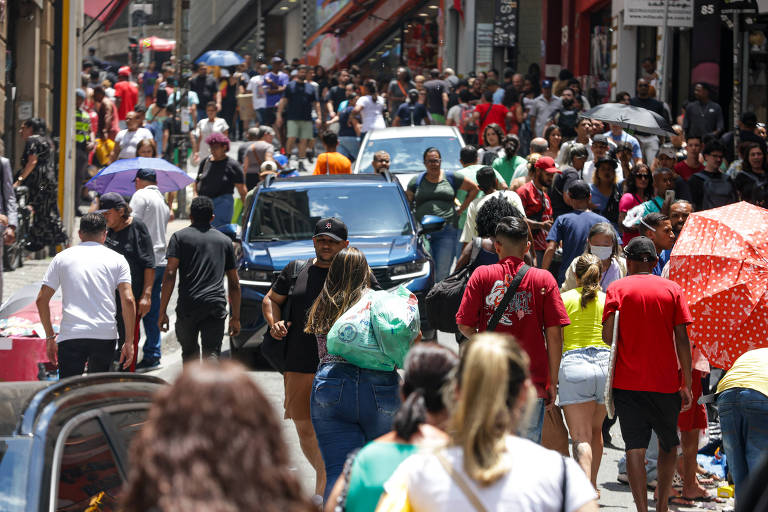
left=669, top=202, right=768, bottom=369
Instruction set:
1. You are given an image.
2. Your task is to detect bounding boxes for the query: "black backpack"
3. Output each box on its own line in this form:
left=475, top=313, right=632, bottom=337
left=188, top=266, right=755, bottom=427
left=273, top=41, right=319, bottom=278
left=693, top=172, right=737, bottom=210
left=425, top=239, right=483, bottom=333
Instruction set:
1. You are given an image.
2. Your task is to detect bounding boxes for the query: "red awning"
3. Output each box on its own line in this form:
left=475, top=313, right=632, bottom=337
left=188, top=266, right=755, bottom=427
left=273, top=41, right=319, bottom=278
left=84, top=0, right=132, bottom=31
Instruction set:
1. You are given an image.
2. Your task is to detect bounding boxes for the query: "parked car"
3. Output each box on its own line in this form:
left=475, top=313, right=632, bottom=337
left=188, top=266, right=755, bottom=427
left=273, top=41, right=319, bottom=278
left=352, top=125, right=466, bottom=189
left=233, top=173, right=444, bottom=365
left=0, top=373, right=165, bottom=511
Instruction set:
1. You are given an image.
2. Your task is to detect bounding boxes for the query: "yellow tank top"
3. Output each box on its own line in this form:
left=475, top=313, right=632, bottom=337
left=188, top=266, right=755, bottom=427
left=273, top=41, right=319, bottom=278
left=716, top=348, right=768, bottom=398
left=561, top=288, right=606, bottom=352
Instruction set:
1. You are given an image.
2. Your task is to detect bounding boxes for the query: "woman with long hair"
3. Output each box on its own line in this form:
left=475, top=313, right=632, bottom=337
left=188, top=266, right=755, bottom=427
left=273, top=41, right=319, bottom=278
left=618, top=163, right=652, bottom=245
left=121, top=361, right=314, bottom=512
left=491, top=134, right=527, bottom=186
left=558, top=254, right=611, bottom=493
left=135, top=137, right=157, bottom=158
left=379, top=333, right=598, bottom=511
left=589, top=157, right=622, bottom=230
left=326, top=344, right=458, bottom=512
left=734, top=142, right=768, bottom=207
left=14, top=117, right=67, bottom=253
left=561, top=222, right=626, bottom=292
left=478, top=123, right=505, bottom=165
left=305, top=247, right=401, bottom=500
left=352, top=79, right=386, bottom=138
left=145, top=88, right=170, bottom=155
left=543, top=125, right=563, bottom=160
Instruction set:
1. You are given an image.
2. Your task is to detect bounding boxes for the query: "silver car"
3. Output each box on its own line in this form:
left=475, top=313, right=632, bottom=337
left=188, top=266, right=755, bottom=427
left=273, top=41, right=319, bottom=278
left=352, top=125, right=466, bottom=189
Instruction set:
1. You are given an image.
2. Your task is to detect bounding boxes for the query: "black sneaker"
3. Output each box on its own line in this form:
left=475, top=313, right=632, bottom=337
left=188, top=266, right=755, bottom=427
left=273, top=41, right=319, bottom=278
left=135, top=358, right=161, bottom=372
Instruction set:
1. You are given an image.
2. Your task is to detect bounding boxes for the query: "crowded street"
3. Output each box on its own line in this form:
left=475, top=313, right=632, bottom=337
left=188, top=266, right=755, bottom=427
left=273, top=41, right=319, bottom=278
left=0, top=0, right=767, bottom=511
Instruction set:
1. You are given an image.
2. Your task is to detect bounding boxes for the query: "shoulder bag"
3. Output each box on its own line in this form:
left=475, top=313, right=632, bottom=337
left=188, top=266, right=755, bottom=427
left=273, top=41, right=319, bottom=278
left=435, top=451, right=487, bottom=512
left=260, top=259, right=309, bottom=373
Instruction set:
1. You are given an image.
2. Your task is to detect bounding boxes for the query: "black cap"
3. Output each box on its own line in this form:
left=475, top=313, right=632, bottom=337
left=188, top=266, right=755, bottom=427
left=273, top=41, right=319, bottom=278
left=595, top=156, right=618, bottom=169
left=96, top=192, right=128, bottom=212
left=566, top=179, right=591, bottom=200
left=134, top=168, right=157, bottom=182
left=624, top=236, right=658, bottom=262
left=313, top=217, right=348, bottom=241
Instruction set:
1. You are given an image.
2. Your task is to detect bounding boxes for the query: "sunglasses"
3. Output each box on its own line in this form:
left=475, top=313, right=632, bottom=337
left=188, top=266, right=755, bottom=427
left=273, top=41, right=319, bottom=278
left=636, top=174, right=650, bottom=179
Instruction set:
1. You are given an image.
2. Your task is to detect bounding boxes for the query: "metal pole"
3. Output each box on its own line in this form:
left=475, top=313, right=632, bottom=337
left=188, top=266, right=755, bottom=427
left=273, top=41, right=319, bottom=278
left=659, top=0, right=671, bottom=105
left=733, top=11, right=741, bottom=147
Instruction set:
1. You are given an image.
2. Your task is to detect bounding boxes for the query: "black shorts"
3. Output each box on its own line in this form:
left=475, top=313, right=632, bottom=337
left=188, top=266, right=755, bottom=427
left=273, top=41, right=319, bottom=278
left=613, top=388, right=681, bottom=452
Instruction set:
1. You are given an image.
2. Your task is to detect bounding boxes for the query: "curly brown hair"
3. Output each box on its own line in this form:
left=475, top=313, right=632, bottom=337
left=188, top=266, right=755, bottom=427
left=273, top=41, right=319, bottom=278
left=120, top=361, right=314, bottom=512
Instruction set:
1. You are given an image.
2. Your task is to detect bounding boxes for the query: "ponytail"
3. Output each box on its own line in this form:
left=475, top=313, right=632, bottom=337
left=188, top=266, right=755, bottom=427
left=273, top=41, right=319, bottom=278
left=392, top=389, right=427, bottom=440
left=575, top=254, right=601, bottom=308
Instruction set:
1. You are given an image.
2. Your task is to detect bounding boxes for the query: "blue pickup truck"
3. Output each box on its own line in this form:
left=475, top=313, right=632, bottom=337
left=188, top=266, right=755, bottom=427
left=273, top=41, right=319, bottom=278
left=233, top=172, right=443, bottom=364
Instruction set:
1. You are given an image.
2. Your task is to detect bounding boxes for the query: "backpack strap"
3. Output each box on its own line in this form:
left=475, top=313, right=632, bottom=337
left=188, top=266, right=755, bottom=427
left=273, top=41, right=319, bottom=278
left=487, top=264, right=530, bottom=332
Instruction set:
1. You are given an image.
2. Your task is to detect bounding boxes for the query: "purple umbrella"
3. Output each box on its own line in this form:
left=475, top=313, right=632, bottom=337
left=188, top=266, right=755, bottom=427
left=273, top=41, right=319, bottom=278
left=86, top=157, right=194, bottom=195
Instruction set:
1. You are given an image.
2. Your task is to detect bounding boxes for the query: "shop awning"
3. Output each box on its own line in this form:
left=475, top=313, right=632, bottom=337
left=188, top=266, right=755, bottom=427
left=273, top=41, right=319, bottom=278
left=84, top=0, right=131, bottom=31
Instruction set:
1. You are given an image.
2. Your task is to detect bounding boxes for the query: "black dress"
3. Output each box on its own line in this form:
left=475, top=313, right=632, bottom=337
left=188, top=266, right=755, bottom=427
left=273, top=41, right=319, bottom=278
left=21, top=136, right=67, bottom=251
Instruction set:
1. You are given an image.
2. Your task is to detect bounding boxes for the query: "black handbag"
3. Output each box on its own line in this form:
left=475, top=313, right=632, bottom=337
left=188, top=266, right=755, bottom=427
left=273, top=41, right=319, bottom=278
left=260, top=259, right=309, bottom=372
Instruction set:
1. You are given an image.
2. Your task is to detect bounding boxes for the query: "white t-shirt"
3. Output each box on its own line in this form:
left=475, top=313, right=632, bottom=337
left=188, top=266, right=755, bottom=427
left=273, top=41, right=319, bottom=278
left=115, top=127, right=154, bottom=159
left=195, top=117, right=229, bottom=159
left=446, top=103, right=469, bottom=126
left=42, top=242, right=132, bottom=342
left=385, top=435, right=596, bottom=512
left=461, top=190, right=526, bottom=243
left=357, top=95, right=387, bottom=133
left=130, top=185, right=170, bottom=266
left=247, top=74, right=266, bottom=110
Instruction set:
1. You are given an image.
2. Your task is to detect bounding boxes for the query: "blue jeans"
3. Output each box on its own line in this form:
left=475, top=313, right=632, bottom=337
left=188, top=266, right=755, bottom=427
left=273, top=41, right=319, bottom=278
left=718, top=387, right=768, bottom=492
left=427, top=223, right=458, bottom=282
left=212, top=194, right=234, bottom=228
left=519, top=397, right=546, bottom=443
left=141, top=266, right=165, bottom=361
left=311, top=362, right=400, bottom=499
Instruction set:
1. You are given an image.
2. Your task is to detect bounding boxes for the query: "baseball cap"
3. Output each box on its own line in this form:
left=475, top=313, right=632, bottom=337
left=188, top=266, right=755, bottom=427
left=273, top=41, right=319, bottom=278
left=271, top=56, right=283, bottom=63
left=542, top=79, right=552, bottom=88
left=260, top=161, right=277, bottom=173
left=313, top=217, right=348, bottom=241
left=134, top=168, right=157, bottom=182
left=595, top=156, right=618, bottom=169
left=624, top=236, right=658, bottom=262
left=740, top=111, right=757, bottom=128
left=97, top=192, right=128, bottom=212
left=534, top=156, right=561, bottom=174
left=592, top=134, right=610, bottom=146
left=566, top=179, right=591, bottom=200
left=657, top=143, right=676, bottom=159
left=118, top=66, right=131, bottom=77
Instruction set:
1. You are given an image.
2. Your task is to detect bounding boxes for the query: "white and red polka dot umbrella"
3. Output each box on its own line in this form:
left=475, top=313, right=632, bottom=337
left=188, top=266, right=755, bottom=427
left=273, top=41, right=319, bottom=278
left=669, top=202, right=768, bottom=370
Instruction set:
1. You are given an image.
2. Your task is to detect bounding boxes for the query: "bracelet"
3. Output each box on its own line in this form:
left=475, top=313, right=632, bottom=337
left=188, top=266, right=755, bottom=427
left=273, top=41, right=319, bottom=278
left=46, top=335, right=56, bottom=340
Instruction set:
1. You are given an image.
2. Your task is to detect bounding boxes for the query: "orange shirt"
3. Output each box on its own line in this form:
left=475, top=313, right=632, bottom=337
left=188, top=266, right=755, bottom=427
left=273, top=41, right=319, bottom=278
left=313, top=151, right=352, bottom=175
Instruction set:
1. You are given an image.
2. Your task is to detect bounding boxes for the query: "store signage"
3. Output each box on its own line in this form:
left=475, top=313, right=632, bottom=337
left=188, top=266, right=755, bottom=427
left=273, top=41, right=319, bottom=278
left=493, top=0, right=518, bottom=47
left=624, top=0, right=695, bottom=27
left=476, top=23, right=493, bottom=72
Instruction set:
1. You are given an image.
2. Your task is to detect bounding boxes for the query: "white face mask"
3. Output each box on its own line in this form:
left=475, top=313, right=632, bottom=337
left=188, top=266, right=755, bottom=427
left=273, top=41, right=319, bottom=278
left=590, top=244, right=613, bottom=261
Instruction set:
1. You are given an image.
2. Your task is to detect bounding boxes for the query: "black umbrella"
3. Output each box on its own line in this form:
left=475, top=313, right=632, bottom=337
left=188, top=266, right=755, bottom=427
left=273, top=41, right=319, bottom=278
left=581, top=103, right=674, bottom=137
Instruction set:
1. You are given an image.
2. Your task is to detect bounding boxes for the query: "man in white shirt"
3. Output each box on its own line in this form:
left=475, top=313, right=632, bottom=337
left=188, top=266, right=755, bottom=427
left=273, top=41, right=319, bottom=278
left=110, top=111, right=154, bottom=162
left=247, top=63, right=269, bottom=127
left=192, top=101, right=230, bottom=164
left=461, top=166, right=525, bottom=243
left=130, top=168, right=171, bottom=371
left=36, top=213, right=136, bottom=378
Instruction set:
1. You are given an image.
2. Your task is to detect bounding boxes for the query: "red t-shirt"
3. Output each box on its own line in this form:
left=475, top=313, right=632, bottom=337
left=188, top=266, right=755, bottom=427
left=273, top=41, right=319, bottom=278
left=674, top=160, right=703, bottom=181
left=603, top=274, right=693, bottom=393
left=114, top=80, right=139, bottom=121
left=456, top=256, right=570, bottom=397
left=475, top=103, right=509, bottom=145
left=516, top=181, right=553, bottom=252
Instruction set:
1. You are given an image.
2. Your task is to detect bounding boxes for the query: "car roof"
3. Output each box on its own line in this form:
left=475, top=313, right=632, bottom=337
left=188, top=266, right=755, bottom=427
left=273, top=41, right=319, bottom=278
left=365, top=125, right=461, bottom=140
left=0, top=381, right=52, bottom=436
left=259, top=173, right=400, bottom=190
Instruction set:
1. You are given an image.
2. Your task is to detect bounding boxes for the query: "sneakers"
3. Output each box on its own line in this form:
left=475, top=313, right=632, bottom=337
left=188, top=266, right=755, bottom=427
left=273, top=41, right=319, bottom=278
left=135, top=358, right=161, bottom=372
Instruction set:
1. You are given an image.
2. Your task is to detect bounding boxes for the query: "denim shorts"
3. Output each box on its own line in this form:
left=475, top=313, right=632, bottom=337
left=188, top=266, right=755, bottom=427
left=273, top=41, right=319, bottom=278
left=557, top=346, right=610, bottom=406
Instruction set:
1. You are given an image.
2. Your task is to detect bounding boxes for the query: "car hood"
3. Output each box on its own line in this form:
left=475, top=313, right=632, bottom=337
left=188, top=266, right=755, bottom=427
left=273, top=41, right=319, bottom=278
left=244, top=235, right=419, bottom=270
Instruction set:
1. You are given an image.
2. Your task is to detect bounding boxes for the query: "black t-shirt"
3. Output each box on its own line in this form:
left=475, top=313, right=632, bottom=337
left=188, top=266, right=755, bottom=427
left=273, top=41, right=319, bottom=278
left=271, top=260, right=382, bottom=373
left=196, top=157, right=244, bottom=198
left=326, top=85, right=347, bottom=113
left=424, top=79, right=449, bottom=115
left=106, top=218, right=155, bottom=301
left=190, top=74, right=218, bottom=106
left=630, top=96, right=667, bottom=121
left=284, top=80, right=318, bottom=121
left=167, top=224, right=236, bottom=316
left=556, top=108, right=580, bottom=139
left=734, top=170, right=767, bottom=207
left=550, top=167, right=582, bottom=218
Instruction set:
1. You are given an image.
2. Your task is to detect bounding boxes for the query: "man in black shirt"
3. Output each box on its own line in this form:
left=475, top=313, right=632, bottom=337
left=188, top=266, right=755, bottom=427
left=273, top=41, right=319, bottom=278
left=276, top=65, right=322, bottom=172
left=325, top=68, right=350, bottom=115
left=555, top=88, right=580, bottom=140
left=630, top=78, right=668, bottom=164
left=159, top=196, right=241, bottom=360
left=423, top=68, right=449, bottom=124
left=683, top=82, right=724, bottom=139
left=189, top=64, right=220, bottom=121
left=689, top=140, right=736, bottom=211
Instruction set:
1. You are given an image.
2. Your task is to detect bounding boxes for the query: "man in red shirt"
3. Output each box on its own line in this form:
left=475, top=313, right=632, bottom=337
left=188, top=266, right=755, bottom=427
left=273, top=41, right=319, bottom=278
left=114, top=66, right=139, bottom=127
left=602, top=236, right=693, bottom=512
left=457, top=216, right=569, bottom=443
left=516, top=156, right=558, bottom=266
left=673, top=135, right=703, bottom=181
left=472, top=89, right=510, bottom=145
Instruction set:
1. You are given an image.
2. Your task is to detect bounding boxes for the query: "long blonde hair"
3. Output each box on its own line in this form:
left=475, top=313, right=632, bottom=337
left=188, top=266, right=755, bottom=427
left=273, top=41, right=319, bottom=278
left=304, top=247, right=372, bottom=335
left=449, top=333, right=532, bottom=486
left=575, top=253, right=602, bottom=308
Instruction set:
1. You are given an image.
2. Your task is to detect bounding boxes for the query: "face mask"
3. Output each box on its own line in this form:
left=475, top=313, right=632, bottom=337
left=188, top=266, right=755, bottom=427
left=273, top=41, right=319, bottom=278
left=590, top=244, right=613, bottom=261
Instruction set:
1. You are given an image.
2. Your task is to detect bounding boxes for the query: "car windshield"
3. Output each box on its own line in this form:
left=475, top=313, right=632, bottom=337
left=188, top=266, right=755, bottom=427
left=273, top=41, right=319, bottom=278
left=357, top=135, right=463, bottom=173
left=250, top=186, right=412, bottom=241
left=0, top=438, right=32, bottom=512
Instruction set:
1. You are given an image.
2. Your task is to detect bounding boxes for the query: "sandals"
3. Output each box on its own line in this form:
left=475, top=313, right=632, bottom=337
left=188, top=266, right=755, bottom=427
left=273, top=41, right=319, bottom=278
left=682, top=494, right=726, bottom=503
left=668, top=496, right=694, bottom=507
